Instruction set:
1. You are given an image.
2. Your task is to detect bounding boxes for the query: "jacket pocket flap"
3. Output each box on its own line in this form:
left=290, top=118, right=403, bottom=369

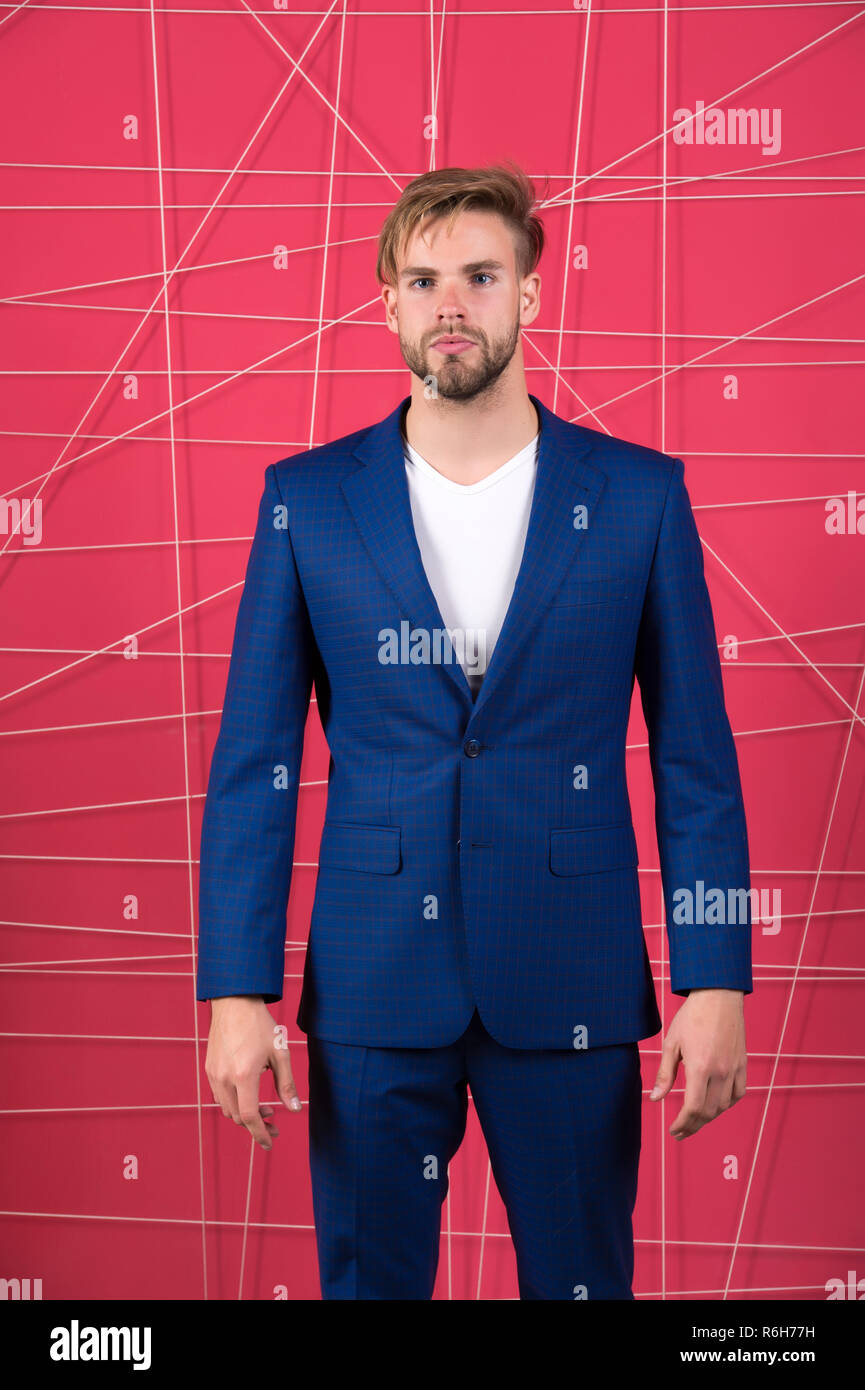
left=318, top=820, right=402, bottom=874
left=551, top=577, right=629, bottom=608
left=549, top=821, right=639, bottom=876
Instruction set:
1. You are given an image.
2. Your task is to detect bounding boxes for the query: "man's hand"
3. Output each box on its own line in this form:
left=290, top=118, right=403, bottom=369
left=649, top=988, right=747, bottom=1140
left=205, top=995, right=303, bottom=1151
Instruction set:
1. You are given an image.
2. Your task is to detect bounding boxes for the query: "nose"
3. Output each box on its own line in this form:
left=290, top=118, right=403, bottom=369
left=436, top=310, right=466, bottom=329
left=434, top=283, right=469, bottom=324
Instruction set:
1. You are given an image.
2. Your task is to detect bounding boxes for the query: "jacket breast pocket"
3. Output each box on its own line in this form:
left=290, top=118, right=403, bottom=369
left=318, top=819, right=402, bottom=874
left=550, top=577, right=630, bottom=609
left=549, top=821, right=639, bottom=876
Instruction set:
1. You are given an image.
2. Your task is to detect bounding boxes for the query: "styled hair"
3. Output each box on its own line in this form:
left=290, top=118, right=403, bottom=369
left=376, top=162, right=545, bottom=287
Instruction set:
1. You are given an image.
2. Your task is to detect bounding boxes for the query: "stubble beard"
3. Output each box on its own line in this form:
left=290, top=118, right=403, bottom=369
left=399, top=313, right=522, bottom=402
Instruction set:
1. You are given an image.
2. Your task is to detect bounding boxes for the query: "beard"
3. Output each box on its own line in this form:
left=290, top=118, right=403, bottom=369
left=399, top=313, right=522, bottom=402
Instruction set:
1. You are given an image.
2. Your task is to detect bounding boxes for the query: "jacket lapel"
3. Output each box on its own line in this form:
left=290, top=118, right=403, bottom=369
left=341, top=392, right=609, bottom=717
left=341, top=395, right=473, bottom=705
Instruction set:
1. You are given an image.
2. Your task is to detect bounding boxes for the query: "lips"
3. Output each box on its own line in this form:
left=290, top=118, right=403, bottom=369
left=433, top=337, right=476, bottom=354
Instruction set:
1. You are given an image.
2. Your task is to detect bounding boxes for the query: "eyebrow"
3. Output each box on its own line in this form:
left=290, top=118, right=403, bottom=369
left=399, top=259, right=507, bottom=280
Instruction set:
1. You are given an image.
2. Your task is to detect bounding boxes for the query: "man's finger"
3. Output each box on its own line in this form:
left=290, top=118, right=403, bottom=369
left=235, top=1075, right=272, bottom=1149
left=649, top=1035, right=682, bottom=1100
left=260, top=1103, right=280, bottom=1139
left=670, top=1065, right=710, bottom=1139
left=208, top=1076, right=235, bottom=1120
left=270, top=1049, right=303, bottom=1113
left=224, top=1081, right=241, bottom=1123
left=703, top=1070, right=734, bottom=1122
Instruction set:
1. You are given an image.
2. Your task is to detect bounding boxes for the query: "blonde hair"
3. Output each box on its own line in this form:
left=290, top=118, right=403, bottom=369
left=376, top=162, right=545, bottom=287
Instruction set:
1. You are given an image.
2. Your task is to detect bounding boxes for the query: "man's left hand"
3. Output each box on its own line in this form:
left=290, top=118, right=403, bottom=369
left=649, top=988, right=747, bottom=1140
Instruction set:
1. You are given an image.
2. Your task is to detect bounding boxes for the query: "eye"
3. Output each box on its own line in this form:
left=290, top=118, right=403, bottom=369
left=408, top=273, right=495, bottom=289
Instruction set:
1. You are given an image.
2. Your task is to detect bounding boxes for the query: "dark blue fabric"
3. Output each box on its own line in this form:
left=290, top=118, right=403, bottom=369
left=196, top=392, right=752, bottom=1049
left=307, top=1007, right=642, bottom=1299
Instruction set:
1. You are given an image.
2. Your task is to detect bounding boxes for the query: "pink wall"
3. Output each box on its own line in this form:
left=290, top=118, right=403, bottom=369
left=1, top=1, right=863, bottom=1300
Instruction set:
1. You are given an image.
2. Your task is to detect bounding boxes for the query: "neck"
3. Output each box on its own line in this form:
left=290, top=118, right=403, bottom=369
left=401, top=370, right=539, bottom=486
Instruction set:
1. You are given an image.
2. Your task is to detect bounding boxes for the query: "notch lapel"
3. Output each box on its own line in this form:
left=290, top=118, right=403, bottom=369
left=342, top=396, right=473, bottom=705
left=341, top=393, right=609, bottom=717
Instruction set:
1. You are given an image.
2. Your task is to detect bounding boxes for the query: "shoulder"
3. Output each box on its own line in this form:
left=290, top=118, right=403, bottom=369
left=269, top=418, right=377, bottom=498
left=565, top=419, right=681, bottom=493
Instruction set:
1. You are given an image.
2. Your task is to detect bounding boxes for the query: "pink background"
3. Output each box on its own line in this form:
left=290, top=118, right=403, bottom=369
left=1, top=1, right=864, bottom=1300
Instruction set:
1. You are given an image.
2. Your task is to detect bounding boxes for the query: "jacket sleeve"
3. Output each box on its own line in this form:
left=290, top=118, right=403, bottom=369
left=196, top=462, right=314, bottom=1003
left=633, top=457, right=753, bottom=996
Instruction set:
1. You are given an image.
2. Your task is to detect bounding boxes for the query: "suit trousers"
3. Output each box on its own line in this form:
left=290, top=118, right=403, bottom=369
left=307, top=1007, right=643, bottom=1299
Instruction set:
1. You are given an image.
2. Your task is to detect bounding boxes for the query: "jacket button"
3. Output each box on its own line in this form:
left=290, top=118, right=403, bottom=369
left=464, top=739, right=481, bottom=757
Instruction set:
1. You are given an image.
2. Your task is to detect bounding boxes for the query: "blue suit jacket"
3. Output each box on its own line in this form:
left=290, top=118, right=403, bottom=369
left=196, top=392, right=752, bottom=1049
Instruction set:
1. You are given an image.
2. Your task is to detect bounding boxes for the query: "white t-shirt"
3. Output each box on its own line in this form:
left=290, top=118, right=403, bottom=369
left=402, top=427, right=539, bottom=697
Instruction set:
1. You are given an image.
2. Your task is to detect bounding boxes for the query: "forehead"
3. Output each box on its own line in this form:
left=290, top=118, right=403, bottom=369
left=399, top=208, right=517, bottom=267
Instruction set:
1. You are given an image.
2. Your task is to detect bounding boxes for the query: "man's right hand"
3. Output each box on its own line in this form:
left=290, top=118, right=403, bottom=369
left=205, top=995, right=303, bottom=1151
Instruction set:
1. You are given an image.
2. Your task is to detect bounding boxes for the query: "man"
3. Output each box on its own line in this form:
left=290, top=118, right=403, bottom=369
left=197, top=163, right=752, bottom=1300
